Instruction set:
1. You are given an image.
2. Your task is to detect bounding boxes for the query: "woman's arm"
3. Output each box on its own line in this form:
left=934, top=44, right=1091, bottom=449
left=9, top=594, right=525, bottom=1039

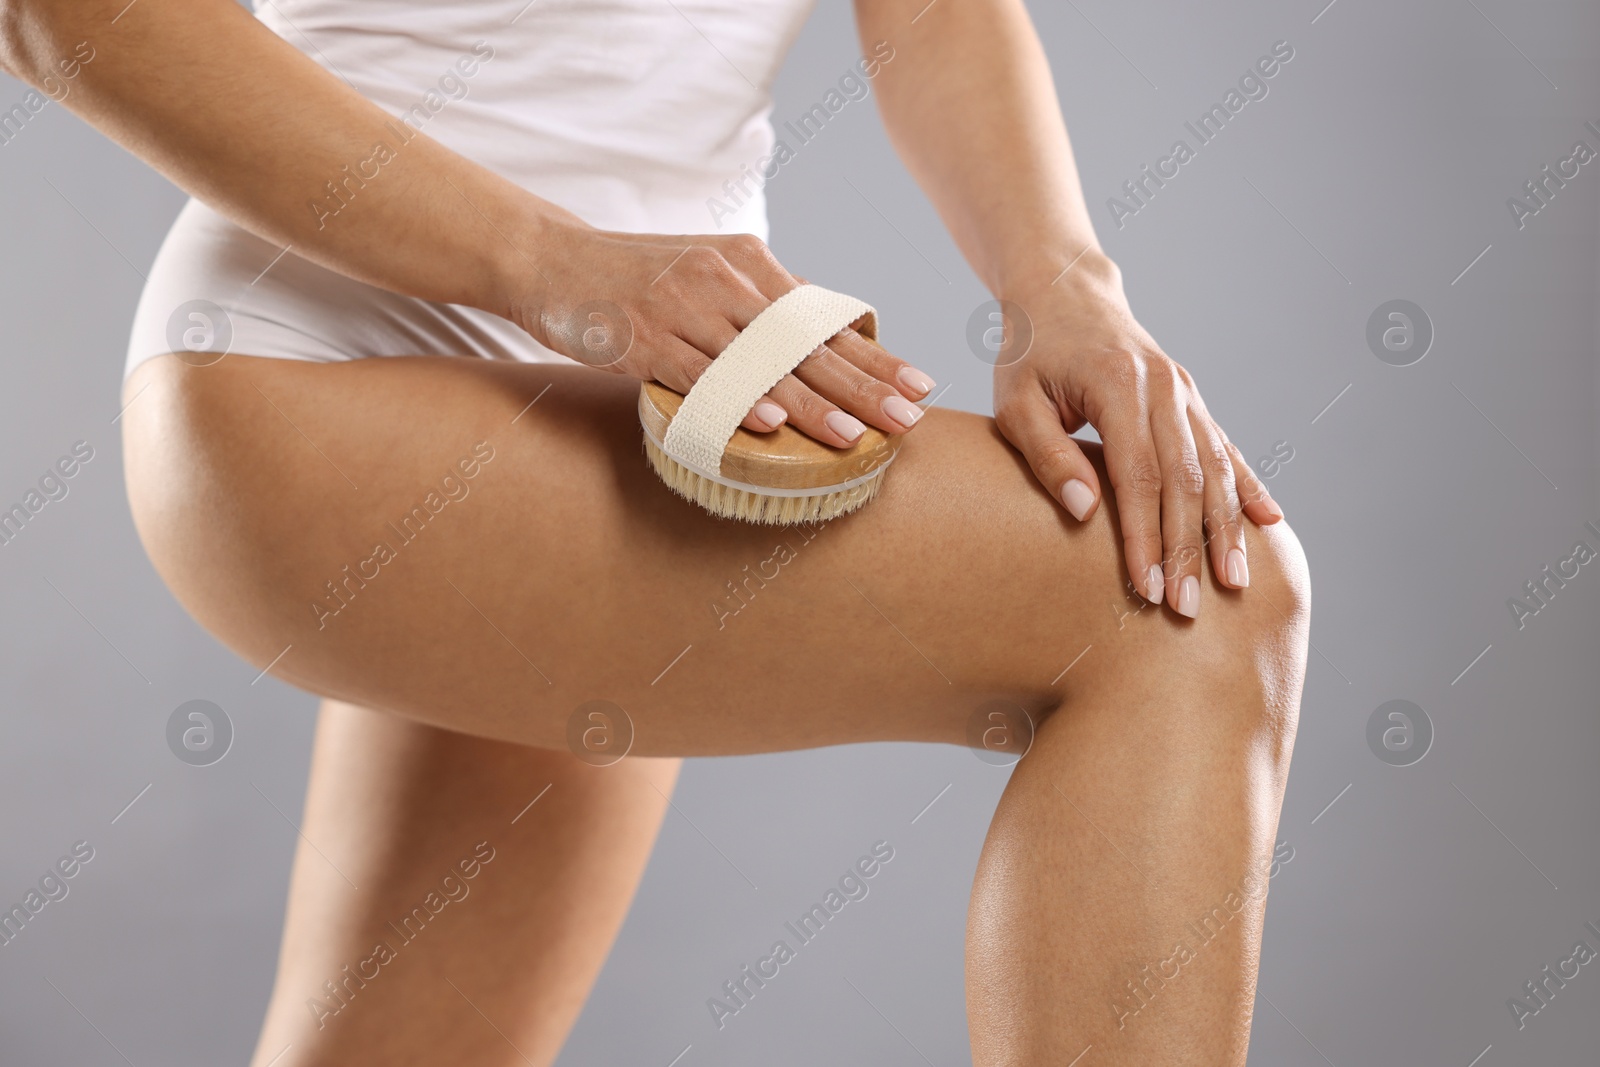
left=0, top=0, right=539, bottom=313
left=855, top=0, right=1095, bottom=301
left=856, top=0, right=1281, bottom=614
left=0, top=0, right=936, bottom=445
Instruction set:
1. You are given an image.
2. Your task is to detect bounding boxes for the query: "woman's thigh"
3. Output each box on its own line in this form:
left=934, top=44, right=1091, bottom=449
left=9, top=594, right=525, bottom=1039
left=121, top=353, right=1306, bottom=756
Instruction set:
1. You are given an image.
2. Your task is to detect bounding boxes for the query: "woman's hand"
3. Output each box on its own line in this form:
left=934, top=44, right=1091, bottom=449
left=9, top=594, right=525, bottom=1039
left=992, top=253, right=1283, bottom=617
left=514, top=222, right=937, bottom=448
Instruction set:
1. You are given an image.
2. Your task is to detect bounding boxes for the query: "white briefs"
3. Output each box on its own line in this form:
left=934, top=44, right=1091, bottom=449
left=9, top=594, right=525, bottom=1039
left=124, top=0, right=817, bottom=380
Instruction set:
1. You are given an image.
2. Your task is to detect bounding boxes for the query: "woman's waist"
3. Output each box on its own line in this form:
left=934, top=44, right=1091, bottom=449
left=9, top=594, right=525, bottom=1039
left=265, top=30, right=780, bottom=232
left=309, top=103, right=771, bottom=238
left=253, top=0, right=806, bottom=178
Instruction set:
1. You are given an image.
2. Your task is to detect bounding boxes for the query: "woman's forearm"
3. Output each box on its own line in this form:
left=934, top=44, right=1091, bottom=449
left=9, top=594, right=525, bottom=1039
left=0, top=0, right=568, bottom=317
left=854, top=0, right=1114, bottom=298
left=857, top=0, right=1285, bottom=601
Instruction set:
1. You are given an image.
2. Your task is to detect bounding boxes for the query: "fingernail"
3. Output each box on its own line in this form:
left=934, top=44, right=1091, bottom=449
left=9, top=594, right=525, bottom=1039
left=1060, top=478, right=1094, bottom=521
left=881, top=394, right=923, bottom=428
left=1263, top=496, right=1284, bottom=521
left=753, top=401, right=787, bottom=428
left=1226, top=547, right=1249, bottom=587
left=897, top=366, right=936, bottom=396
left=825, top=410, right=866, bottom=443
left=1176, top=575, right=1200, bottom=618
left=1145, top=564, right=1165, bottom=605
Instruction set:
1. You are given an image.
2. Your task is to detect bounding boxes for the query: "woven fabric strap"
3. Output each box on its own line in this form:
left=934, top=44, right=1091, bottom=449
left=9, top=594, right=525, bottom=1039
left=660, top=284, right=877, bottom=476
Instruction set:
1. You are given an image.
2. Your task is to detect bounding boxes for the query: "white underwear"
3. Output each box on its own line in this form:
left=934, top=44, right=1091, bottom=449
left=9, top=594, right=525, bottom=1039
left=123, top=198, right=569, bottom=378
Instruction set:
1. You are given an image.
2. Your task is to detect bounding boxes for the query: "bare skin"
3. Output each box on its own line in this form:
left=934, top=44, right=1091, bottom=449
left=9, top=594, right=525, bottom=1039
left=122, top=354, right=1308, bottom=1065
left=4, top=0, right=1310, bottom=1058
left=253, top=699, right=683, bottom=1066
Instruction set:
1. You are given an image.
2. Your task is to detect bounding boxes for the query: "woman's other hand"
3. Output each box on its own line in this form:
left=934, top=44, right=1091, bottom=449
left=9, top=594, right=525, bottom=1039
left=992, top=251, right=1283, bottom=617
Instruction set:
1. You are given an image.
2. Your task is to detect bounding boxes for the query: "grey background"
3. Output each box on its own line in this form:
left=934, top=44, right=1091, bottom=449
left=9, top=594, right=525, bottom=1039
left=1, top=0, right=1597, bottom=1063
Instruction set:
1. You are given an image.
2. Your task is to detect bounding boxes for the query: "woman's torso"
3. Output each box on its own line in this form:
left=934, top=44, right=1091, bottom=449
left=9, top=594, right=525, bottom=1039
left=258, top=0, right=818, bottom=236
left=123, top=0, right=817, bottom=378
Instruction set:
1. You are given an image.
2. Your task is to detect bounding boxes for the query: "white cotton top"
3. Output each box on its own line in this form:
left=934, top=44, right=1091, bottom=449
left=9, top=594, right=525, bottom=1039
left=124, top=0, right=815, bottom=378
left=255, top=0, right=811, bottom=234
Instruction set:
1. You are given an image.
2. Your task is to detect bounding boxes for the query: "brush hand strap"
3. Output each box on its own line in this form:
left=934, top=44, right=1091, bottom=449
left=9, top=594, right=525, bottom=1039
left=660, top=283, right=878, bottom=475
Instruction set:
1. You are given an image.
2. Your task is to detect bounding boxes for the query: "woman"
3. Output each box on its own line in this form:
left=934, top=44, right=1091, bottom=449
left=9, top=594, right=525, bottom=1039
left=1, top=0, right=1309, bottom=1062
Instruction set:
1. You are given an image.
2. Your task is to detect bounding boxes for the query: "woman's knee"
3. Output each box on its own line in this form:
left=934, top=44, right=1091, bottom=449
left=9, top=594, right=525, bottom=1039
left=1235, top=516, right=1312, bottom=671
left=1056, top=508, right=1311, bottom=746
left=1191, top=516, right=1311, bottom=750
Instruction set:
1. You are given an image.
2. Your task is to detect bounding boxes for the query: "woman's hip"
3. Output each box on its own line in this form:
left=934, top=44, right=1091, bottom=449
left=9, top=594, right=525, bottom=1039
left=123, top=198, right=572, bottom=381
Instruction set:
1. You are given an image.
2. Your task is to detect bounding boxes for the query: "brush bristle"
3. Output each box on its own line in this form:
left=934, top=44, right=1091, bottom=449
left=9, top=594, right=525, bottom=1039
left=643, top=435, right=884, bottom=524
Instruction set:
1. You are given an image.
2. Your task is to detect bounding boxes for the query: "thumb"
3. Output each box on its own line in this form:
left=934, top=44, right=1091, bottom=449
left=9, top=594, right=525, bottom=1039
left=996, top=389, right=1102, bottom=522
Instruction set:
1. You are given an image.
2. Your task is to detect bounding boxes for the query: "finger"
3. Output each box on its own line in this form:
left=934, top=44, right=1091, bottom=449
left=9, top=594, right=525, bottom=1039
left=994, top=388, right=1104, bottom=524
left=655, top=334, right=786, bottom=432
left=744, top=397, right=788, bottom=432
left=828, top=327, right=938, bottom=400
left=657, top=243, right=927, bottom=446
left=707, top=236, right=939, bottom=402
left=652, top=336, right=712, bottom=397
left=787, top=342, right=926, bottom=435
left=715, top=233, right=800, bottom=301
left=674, top=312, right=875, bottom=446
left=764, top=364, right=869, bottom=447
left=1189, top=411, right=1247, bottom=590
left=1095, top=408, right=1166, bottom=604
left=661, top=262, right=881, bottom=443
left=1224, top=440, right=1285, bottom=526
left=1148, top=385, right=1205, bottom=618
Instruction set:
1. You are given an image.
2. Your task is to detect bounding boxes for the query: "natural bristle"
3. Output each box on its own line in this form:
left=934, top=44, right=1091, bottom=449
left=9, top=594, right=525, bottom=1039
left=643, top=436, right=884, bottom=525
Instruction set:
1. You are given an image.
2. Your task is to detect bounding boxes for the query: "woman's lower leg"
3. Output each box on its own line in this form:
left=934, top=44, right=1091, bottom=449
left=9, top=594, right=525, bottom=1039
left=248, top=699, right=681, bottom=1067
left=966, top=572, right=1305, bottom=1066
